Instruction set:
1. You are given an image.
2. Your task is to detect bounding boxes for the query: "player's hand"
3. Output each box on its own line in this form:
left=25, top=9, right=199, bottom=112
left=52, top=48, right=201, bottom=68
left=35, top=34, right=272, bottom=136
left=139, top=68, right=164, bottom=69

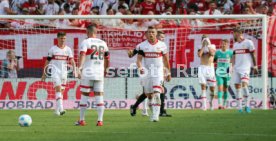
left=139, top=68, right=144, bottom=75
left=166, top=74, right=171, bottom=82
left=41, top=74, right=46, bottom=81
left=127, top=50, right=133, bottom=58
left=77, top=68, right=82, bottom=79
left=253, top=66, right=258, bottom=75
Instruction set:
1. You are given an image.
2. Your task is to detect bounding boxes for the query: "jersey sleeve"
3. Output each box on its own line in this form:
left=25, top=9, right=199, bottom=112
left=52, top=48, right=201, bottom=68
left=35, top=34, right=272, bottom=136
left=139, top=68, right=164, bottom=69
left=248, top=40, right=255, bottom=52
left=162, top=42, right=168, bottom=55
left=68, top=47, right=74, bottom=59
left=47, top=47, right=53, bottom=58
left=104, top=42, right=110, bottom=59
left=79, top=40, right=87, bottom=55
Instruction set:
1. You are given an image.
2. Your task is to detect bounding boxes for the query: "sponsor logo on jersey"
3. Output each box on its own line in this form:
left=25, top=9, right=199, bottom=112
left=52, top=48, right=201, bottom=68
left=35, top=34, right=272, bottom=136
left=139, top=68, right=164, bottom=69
left=234, top=49, right=250, bottom=54
left=52, top=55, right=69, bottom=60
left=217, top=58, right=230, bottom=63
left=144, top=52, right=162, bottom=58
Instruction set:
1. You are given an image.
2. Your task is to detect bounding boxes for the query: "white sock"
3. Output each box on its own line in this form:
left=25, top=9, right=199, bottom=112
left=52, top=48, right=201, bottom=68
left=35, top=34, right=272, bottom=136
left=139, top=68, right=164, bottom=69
left=143, top=98, right=148, bottom=113
left=56, top=92, right=63, bottom=112
left=236, top=89, right=242, bottom=110
left=242, top=87, right=250, bottom=107
left=202, top=90, right=207, bottom=110
left=80, top=95, right=89, bottom=121
left=95, top=96, right=104, bottom=122
left=152, top=93, right=161, bottom=120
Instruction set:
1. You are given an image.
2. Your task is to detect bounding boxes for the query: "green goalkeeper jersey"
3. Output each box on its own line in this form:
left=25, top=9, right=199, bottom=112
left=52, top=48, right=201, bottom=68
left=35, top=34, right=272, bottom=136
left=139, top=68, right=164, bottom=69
left=214, top=49, right=233, bottom=77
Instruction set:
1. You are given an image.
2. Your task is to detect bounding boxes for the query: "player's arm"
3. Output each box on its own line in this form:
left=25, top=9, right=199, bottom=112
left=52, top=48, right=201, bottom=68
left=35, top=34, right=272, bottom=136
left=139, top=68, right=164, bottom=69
left=163, top=52, right=171, bottom=82
left=198, top=46, right=204, bottom=57
left=70, top=58, right=77, bottom=78
left=250, top=51, right=258, bottom=74
left=78, top=53, right=86, bottom=79
left=41, top=59, right=50, bottom=81
left=104, top=51, right=110, bottom=75
left=127, top=49, right=138, bottom=58
left=136, top=54, right=143, bottom=74
left=208, top=47, right=216, bottom=56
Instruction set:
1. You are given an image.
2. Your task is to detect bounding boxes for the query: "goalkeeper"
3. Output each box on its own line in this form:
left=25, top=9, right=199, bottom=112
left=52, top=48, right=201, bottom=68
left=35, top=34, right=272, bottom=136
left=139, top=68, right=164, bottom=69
left=128, top=31, right=172, bottom=117
left=214, top=39, right=233, bottom=109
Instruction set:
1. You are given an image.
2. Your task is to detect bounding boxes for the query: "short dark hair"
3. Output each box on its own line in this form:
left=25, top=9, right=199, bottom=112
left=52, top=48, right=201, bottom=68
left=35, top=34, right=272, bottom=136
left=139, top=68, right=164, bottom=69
left=87, top=24, right=97, bottom=34
left=57, top=32, right=66, bottom=37
left=233, top=28, right=243, bottom=33
left=222, top=39, right=229, bottom=43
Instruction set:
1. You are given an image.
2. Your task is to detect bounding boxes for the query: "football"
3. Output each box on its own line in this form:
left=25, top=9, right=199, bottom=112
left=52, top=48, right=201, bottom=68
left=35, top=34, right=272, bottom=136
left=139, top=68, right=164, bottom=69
left=18, top=114, right=32, bottom=127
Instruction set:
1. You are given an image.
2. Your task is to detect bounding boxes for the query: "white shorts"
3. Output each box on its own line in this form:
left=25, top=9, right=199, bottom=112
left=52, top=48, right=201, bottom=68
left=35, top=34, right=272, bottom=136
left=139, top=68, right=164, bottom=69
left=198, top=65, right=216, bottom=87
left=80, top=79, right=104, bottom=93
left=144, top=77, right=164, bottom=94
left=52, top=76, right=67, bottom=89
left=232, top=70, right=250, bottom=84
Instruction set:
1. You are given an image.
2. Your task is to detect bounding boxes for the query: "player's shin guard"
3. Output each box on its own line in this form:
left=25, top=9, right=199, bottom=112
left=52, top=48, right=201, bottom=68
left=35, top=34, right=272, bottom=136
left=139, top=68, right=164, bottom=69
left=223, top=91, right=228, bottom=107
left=236, top=89, right=242, bottom=110
left=56, top=92, right=63, bottom=112
left=242, top=86, right=250, bottom=107
left=151, top=93, right=161, bottom=120
left=80, top=95, right=89, bottom=121
left=142, top=98, right=148, bottom=114
left=201, top=90, right=207, bottom=110
left=95, top=96, right=104, bottom=122
left=218, top=91, right=223, bottom=107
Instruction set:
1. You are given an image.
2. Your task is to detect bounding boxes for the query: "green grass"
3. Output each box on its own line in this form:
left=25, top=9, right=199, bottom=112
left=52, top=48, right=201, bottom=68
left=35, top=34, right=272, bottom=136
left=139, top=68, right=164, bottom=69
left=0, top=110, right=276, bottom=141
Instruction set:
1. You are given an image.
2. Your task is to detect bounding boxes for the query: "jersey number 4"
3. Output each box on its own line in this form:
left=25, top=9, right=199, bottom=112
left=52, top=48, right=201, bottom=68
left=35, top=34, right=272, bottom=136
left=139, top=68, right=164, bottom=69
left=90, top=45, right=104, bottom=60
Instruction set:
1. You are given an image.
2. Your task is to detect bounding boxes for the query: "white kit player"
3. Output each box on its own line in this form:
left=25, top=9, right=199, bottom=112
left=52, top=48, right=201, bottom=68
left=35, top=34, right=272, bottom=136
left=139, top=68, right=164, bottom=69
left=41, top=32, right=76, bottom=116
left=75, top=25, right=110, bottom=126
left=232, top=28, right=258, bottom=113
left=197, top=34, right=216, bottom=111
left=136, top=26, right=171, bottom=122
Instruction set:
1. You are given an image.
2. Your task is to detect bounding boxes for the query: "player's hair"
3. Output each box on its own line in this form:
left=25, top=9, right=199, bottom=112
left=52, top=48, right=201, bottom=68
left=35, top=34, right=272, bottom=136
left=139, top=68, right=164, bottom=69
left=157, top=31, right=164, bottom=36
left=202, top=34, right=208, bottom=40
left=146, top=26, right=157, bottom=33
left=222, top=39, right=229, bottom=43
left=7, top=50, right=15, bottom=55
left=86, top=24, right=97, bottom=34
left=57, top=32, right=66, bottom=38
left=233, top=28, right=243, bottom=33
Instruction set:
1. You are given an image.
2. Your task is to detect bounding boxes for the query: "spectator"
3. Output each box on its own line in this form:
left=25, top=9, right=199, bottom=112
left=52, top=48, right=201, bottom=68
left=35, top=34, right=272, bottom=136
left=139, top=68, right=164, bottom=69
left=11, top=0, right=27, bottom=14
left=140, top=0, right=156, bottom=15
left=204, top=1, right=223, bottom=15
left=21, top=0, right=38, bottom=15
left=144, top=11, right=162, bottom=28
left=100, top=7, right=124, bottom=28
left=54, top=9, right=71, bottom=28
left=112, top=0, right=129, bottom=12
left=123, top=10, right=137, bottom=29
left=61, top=0, right=77, bottom=12
left=93, top=0, right=109, bottom=15
left=1, top=50, right=19, bottom=78
left=188, top=0, right=208, bottom=14
left=164, top=0, right=176, bottom=14
left=78, top=0, right=92, bottom=15
left=117, top=5, right=127, bottom=15
left=63, top=3, right=72, bottom=15
left=130, top=0, right=141, bottom=14
left=10, top=8, right=35, bottom=28
left=156, top=0, right=166, bottom=14
left=44, top=0, right=60, bottom=15
left=0, top=0, right=17, bottom=15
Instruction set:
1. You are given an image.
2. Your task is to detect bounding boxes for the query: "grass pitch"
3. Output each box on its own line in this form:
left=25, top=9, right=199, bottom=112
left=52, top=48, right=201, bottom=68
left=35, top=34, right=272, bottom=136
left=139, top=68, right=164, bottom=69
left=0, top=109, right=276, bottom=141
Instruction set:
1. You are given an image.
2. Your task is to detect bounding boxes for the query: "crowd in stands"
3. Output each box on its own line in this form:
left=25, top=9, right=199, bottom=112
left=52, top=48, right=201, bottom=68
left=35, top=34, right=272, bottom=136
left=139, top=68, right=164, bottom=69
left=0, top=0, right=275, bottom=29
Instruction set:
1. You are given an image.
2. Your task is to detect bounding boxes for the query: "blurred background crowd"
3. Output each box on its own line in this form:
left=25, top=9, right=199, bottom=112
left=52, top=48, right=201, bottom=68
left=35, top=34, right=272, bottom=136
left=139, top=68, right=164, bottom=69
left=0, top=0, right=275, bottom=28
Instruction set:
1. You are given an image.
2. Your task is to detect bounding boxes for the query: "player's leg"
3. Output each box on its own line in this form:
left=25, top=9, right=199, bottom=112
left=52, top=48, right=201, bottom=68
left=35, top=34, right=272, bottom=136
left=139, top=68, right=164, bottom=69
left=160, top=86, right=172, bottom=117
left=94, top=80, right=105, bottom=126
left=217, top=76, right=224, bottom=109
left=150, top=78, right=163, bottom=121
left=240, top=72, right=251, bottom=113
left=76, top=79, right=90, bottom=126
left=142, top=97, right=149, bottom=116
left=53, top=77, right=63, bottom=115
left=208, top=67, right=216, bottom=110
left=59, top=78, right=67, bottom=115
left=233, top=71, right=243, bottom=112
left=209, top=86, right=215, bottom=110
left=130, top=92, right=147, bottom=116
left=223, top=77, right=231, bottom=108
left=198, top=66, right=207, bottom=110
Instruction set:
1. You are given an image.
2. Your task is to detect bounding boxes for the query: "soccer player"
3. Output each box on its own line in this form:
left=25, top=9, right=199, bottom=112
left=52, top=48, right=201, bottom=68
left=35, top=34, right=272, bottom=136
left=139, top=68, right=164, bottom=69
left=129, top=31, right=172, bottom=117
left=41, top=32, right=76, bottom=116
left=75, top=25, right=110, bottom=126
left=198, top=34, right=216, bottom=111
left=232, top=28, right=258, bottom=113
left=136, top=27, right=171, bottom=122
left=214, top=39, right=233, bottom=109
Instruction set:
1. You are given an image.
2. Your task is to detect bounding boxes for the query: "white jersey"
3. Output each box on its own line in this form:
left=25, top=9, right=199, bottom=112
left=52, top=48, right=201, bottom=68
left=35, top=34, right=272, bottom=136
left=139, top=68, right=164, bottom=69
left=48, top=45, right=73, bottom=78
left=233, top=39, right=255, bottom=72
left=137, top=40, right=167, bottom=78
left=79, top=38, right=109, bottom=80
